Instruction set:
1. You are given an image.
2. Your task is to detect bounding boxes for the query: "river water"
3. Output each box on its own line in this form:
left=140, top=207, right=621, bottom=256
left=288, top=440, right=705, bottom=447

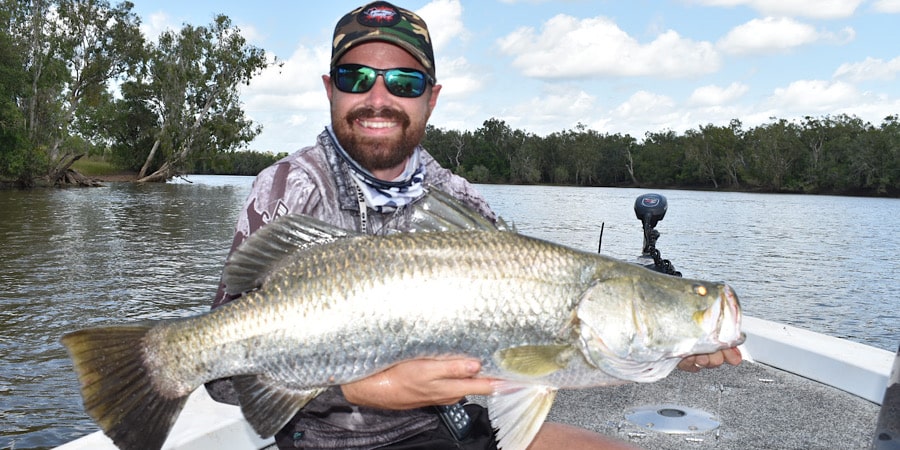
left=1, top=176, right=897, bottom=449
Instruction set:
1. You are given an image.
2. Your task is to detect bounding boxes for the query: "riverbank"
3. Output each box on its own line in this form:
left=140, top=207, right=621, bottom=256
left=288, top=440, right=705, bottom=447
left=91, top=171, right=139, bottom=182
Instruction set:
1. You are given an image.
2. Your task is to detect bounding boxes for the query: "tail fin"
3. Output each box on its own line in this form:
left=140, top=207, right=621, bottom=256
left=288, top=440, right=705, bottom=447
left=61, top=324, right=189, bottom=450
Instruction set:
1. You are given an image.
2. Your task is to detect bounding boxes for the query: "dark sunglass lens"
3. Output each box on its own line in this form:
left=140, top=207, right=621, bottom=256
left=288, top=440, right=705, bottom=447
left=333, top=65, right=429, bottom=97
left=384, top=69, right=427, bottom=97
left=335, top=65, right=376, bottom=93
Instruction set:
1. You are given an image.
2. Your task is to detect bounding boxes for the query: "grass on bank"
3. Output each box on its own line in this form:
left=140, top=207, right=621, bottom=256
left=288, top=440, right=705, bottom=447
left=71, top=156, right=122, bottom=176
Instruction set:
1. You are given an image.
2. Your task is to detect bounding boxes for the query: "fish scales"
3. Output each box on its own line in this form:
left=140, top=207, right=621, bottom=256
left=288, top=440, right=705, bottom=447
left=149, top=231, right=597, bottom=395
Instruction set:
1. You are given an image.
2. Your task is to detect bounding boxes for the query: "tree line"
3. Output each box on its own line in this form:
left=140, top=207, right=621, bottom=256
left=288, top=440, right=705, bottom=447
left=1, top=1, right=897, bottom=197
left=424, top=115, right=899, bottom=197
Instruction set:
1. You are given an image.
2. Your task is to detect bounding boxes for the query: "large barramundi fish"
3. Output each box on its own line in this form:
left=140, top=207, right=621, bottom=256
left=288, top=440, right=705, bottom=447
left=61, top=192, right=743, bottom=450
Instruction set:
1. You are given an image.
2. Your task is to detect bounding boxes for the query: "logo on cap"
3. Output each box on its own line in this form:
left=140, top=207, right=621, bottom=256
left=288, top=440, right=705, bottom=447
left=358, top=2, right=401, bottom=27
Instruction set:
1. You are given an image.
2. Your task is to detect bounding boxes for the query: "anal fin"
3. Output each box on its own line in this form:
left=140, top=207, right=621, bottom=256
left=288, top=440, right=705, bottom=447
left=232, top=374, right=325, bottom=437
left=487, top=382, right=558, bottom=450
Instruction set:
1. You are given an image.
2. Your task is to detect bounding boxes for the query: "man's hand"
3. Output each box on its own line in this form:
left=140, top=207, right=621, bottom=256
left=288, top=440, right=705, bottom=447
left=341, top=358, right=495, bottom=410
left=678, top=347, right=743, bottom=372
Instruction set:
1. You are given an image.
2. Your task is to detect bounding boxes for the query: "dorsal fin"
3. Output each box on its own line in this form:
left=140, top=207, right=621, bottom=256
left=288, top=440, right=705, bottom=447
left=222, top=214, right=359, bottom=295
left=222, top=188, right=508, bottom=295
left=401, top=188, right=513, bottom=232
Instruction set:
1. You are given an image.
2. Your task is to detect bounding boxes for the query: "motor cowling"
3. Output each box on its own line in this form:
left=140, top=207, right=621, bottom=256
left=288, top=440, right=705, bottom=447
left=634, top=193, right=668, bottom=229
left=633, top=193, right=680, bottom=276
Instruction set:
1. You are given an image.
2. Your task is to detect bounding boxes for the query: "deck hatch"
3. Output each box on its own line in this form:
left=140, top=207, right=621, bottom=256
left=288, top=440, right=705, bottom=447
left=625, top=404, right=721, bottom=434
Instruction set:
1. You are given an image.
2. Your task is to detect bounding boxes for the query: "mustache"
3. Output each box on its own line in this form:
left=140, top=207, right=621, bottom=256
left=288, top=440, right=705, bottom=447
left=346, top=107, right=410, bottom=127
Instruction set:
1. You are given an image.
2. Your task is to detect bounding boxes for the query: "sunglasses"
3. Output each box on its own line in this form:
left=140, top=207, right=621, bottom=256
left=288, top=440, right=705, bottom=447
left=331, top=64, right=434, bottom=98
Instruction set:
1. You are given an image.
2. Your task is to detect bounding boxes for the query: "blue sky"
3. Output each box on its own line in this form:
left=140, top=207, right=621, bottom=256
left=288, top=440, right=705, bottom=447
left=129, top=0, right=900, bottom=153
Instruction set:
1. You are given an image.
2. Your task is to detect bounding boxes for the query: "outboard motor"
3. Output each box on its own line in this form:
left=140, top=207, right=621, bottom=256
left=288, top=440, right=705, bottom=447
left=634, top=193, right=680, bottom=276
left=634, top=193, right=668, bottom=255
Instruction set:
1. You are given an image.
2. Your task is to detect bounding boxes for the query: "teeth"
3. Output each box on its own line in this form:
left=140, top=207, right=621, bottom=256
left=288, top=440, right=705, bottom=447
left=360, top=120, right=396, bottom=129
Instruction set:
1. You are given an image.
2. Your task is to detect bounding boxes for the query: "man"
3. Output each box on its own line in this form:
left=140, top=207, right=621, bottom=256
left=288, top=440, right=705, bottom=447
left=208, top=2, right=741, bottom=449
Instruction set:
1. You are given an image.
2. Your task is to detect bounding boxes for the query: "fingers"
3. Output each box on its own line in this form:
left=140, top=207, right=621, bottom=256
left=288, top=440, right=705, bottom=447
left=722, top=346, right=743, bottom=365
left=678, top=347, right=743, bottom=372
left=677, top=356, right=703, bottom=372
left=430, top=357, right=481, bottom=379
left=341, top=358, right=492, bottom=409
left=411, top=358, right=495, bottom=398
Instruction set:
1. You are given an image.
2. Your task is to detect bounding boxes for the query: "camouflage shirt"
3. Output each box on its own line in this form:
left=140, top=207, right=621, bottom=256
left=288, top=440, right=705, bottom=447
left=207, top=129, right=496, bottom=449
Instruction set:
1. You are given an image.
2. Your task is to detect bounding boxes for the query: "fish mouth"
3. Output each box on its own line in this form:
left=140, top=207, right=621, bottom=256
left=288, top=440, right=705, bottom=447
left=716, top=284, right=744, bottom=347
left=696, top=284, right=744, bottom=349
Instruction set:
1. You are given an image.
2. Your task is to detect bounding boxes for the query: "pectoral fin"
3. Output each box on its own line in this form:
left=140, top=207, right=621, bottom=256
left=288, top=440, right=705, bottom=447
left=495, top=344, right=575, bottom=377
left=487, top=382, right=558, bottom=450
left=231, top=375, right=325, bottom=438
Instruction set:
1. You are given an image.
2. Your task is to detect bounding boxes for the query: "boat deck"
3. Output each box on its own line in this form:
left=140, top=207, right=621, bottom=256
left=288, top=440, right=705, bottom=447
left=541, top=360, right=880, bottom=449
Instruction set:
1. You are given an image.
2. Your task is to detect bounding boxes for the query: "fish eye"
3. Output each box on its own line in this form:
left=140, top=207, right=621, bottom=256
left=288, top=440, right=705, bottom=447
left=693, top=284, right=708, bottom=296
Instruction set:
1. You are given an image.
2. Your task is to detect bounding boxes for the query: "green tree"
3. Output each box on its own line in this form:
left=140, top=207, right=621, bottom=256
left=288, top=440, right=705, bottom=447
left=509, top=135, right=543, bottom=184
left=100, top=81, right=158, bottom=170
left=634, top=130, right=685, bottom=186
left=541, top=131, right=569, bottom=184
left=424, top=124, right=472, bottom=172
left=566, top=124, right=602, bottom=186
left=469, top=118, right=519, bottom=183
left=683, top=121, right=744, bottom=189
left=594, top=132, right=637, bottom=186
left=0, top=2, right=32, bottom=185
left=134, top=15, right=272, bottom=182
left=872, top=115, right=900, bottom=194
left=9, top=0, right=144, bottom=185
left=744, top=118, right=803, bottom=190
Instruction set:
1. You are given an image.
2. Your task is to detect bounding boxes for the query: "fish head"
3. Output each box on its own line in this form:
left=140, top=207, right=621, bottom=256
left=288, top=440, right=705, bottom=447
left=575, top=268, right=743, bottom=383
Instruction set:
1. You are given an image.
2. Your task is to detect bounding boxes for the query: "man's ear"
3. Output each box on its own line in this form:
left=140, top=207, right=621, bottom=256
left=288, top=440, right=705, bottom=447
left=323, top=74, right=334, bottom=101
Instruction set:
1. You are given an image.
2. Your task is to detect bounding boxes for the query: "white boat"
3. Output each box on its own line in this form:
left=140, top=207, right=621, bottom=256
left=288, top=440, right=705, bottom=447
left=54, top=194, right=898, bottom=450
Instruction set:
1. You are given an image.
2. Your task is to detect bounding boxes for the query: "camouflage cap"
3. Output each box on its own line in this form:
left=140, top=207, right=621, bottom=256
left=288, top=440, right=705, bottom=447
left=331, top=1, right=436, bottom=81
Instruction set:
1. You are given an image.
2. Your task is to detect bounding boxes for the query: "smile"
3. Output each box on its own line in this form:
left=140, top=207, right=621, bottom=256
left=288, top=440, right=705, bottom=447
left=359, top=119, right=398, bottom=129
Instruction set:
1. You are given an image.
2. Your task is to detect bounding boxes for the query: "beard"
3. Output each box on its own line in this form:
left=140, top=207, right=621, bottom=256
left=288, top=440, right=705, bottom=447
left=332, top=106, right=425, bottom=172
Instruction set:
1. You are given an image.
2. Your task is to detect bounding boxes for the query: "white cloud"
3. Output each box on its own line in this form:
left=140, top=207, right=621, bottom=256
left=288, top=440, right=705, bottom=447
left=688, top=0, right=863, bottom=19
left=505, top=87, right=596, bottom=134
left=872, top=0, right=900, bottom=13
left=141, top=12, right=174, bottom=43
left=244, top=45, right=328, bottom=98
left=433, top=56, right=484, bottom=98
left=599, top=91, right=713, bottom=138
left=768, top=79, right=860, bottom=112
left=834, top=56, right=900, bottom=82
left=417, top=1, right=478, bottom=88
left=717, top=17, right=853, bottom=55
left=613, top=91, right=677, bottom=119
left=418, top=0, right=467, bottom=54
left=238, top=44, right=332, bottom=152
left=497, top=14, right=720, bottom=79
left=689, top=82, right=750, bottom=106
